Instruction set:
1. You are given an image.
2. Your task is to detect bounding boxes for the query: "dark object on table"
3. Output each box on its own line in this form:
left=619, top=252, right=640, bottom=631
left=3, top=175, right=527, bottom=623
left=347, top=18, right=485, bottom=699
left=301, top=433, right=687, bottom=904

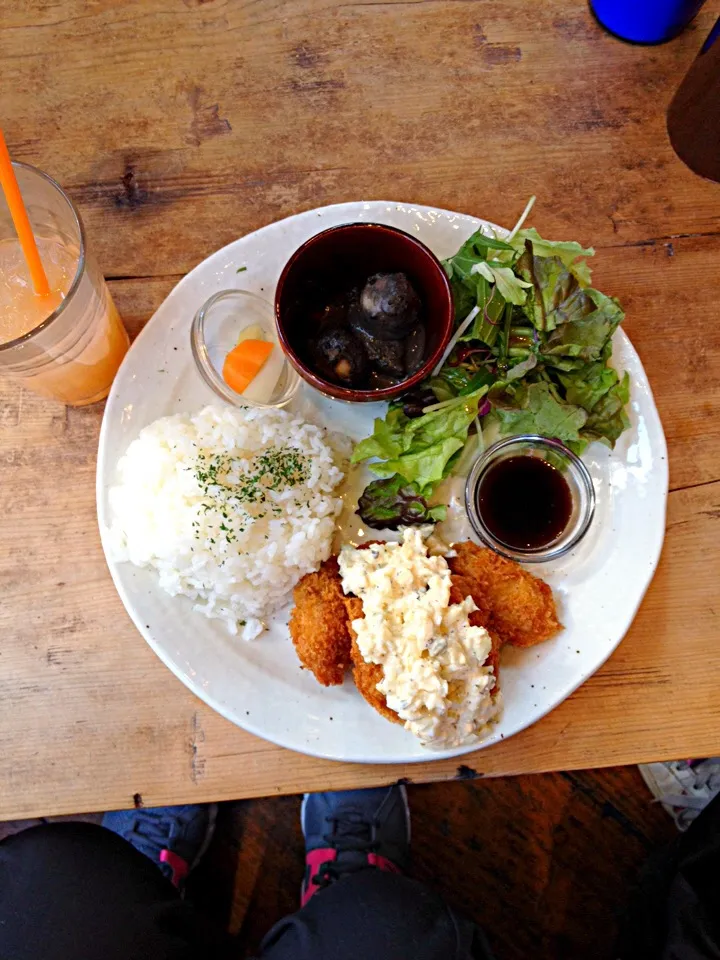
left=590, top=0, right=707, bottom=43
left=667, top=16, right=720, bottom=183
left=275, top=222, right=453, bottom=403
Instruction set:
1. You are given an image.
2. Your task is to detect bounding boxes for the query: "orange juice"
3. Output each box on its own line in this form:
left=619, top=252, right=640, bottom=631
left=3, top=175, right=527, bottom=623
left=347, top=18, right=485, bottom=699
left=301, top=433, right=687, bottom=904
left=16, top=288, right=129, bottom=406
left=0, top=236, right=72, bottom=341
left=0, top=163, right=130, bottom=405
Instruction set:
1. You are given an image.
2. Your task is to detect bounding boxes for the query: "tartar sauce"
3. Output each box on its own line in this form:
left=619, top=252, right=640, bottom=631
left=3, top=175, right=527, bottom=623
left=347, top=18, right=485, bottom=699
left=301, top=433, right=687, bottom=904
left=338, top=528, right=499, bottom=748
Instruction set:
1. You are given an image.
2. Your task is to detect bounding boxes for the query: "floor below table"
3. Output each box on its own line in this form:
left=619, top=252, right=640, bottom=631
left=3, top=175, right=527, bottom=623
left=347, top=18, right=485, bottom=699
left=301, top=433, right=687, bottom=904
left=1, top=765, right=676, bottom=960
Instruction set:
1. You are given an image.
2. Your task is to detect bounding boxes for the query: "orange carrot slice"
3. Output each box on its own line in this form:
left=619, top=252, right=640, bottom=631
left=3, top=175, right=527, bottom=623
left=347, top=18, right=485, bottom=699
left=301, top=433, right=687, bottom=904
left=223, top=339, right=274, bottom=394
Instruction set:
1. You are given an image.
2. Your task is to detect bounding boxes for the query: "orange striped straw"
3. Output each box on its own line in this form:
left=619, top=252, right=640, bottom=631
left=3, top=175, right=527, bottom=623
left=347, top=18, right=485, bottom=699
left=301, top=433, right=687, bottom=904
left=0, top=129, right=51, bottom=299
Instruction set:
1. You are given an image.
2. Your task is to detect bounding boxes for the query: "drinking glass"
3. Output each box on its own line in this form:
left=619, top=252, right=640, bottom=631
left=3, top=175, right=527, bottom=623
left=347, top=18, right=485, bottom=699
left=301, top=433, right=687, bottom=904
left=0, top=162, right=129, bottom=405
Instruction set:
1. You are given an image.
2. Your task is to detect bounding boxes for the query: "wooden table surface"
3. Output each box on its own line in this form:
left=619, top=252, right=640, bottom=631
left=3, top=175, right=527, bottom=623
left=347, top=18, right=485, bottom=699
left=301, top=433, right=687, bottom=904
left=1, top=0, right=720, bottom=821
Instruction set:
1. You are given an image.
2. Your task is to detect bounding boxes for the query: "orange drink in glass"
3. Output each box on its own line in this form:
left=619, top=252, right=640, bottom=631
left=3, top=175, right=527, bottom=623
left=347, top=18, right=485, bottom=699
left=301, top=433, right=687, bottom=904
left=0, top=162, right=129, bottom=405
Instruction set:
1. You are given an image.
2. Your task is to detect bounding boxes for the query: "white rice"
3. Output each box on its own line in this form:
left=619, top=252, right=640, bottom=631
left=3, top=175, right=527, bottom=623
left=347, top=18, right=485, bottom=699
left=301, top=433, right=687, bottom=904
left=106, top=405, right=347, bottom=640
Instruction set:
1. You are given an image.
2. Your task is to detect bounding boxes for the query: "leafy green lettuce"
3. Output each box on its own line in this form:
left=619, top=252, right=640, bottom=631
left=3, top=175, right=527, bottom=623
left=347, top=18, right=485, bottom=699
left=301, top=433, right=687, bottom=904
left=352, top=388, right=487, bottom=494
left=491, top=382, right=587, bottom=445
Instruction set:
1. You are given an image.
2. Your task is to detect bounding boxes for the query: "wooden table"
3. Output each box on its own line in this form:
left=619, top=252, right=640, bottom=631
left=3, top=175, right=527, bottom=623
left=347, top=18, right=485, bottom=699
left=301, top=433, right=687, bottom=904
left=1, top=0, right=720, bottom=821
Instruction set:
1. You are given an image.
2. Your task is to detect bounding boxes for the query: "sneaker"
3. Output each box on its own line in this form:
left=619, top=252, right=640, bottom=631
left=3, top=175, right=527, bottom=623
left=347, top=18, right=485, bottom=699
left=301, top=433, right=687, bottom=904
left=102, top=803, right=218, bottom=888
left=639, top=759, right=720, bottom=831
left=300, top=786, right=410, bottom=906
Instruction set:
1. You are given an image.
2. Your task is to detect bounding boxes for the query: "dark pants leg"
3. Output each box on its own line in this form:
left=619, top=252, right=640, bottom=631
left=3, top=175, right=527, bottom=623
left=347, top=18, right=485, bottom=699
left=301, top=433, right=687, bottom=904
left=0, top=822, right=491, bottom=960
left=617, top=791, right=720, bottom=959
left=0, top=823, right=230, bottom=960
left=256, top=869, right=494, bottom=960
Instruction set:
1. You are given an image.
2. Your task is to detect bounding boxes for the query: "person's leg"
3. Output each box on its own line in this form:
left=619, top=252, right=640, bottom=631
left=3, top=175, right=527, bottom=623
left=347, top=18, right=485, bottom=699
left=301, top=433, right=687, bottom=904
left=0, top=806, right=229, bottom=960
left=257, top=786, right=494, bottom=960
left=618, top=774, right=720, bottom=959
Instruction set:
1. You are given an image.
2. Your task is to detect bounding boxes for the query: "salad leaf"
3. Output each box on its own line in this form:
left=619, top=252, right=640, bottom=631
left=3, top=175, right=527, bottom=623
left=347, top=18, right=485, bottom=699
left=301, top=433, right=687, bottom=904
left=511, top=228, right=594, bottom=285
left=452, top=274, right=505, bottom=346
left=350, top=407, right=407, bottom=463
left=491, top=382, right=587, bottom=444
left=444, top=231, right=515, bottom=285
left=558, top=357, right=622, bottom=412
left=370, top=436, right=466, bottom=491
left=429, top=366, right=496, bottom=401
left=581, top=371, right=631, bottom=447
left=505, top=353, right=537, bottom=381
left=357, top=475, right=447, bottom=530
left=541, top=289, right=624, bottom=362
left=473, top=263, right=532, bottom=306
left=444, top=243, right=507, bottom=347
left=352, top=388, right=487, bottom=495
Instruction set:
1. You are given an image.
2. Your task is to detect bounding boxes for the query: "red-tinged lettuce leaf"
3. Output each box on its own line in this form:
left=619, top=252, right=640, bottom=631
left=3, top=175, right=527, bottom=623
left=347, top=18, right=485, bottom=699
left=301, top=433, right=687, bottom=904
left=511, top=228, right=594, bottom=285
left=357, top=475, right=447, bottom=530
left=541, top=290, right=625, bottom=363
left=517, top=248, right=596, bottom=332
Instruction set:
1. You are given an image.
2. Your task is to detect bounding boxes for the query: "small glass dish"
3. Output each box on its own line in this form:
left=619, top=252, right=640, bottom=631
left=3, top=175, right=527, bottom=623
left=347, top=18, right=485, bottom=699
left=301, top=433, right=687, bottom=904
left=191, top=289, right=300, bottom=409
left=465, top=435, right=596, bottom=563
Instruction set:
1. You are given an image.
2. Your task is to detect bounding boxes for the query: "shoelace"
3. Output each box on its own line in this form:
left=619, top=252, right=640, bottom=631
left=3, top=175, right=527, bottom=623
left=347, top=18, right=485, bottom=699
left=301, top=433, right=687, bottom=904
left=311, top=813, right=380, bottom=889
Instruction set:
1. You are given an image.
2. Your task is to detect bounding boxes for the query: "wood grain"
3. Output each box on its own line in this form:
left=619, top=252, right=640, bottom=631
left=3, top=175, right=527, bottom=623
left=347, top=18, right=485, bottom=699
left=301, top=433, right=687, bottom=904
left=1, top=0, right=720, bottom=819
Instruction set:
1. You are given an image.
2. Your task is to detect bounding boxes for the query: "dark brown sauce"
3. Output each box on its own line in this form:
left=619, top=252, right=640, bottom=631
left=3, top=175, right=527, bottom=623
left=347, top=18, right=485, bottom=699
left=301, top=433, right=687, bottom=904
left=476, top=455, right=572, bottom=551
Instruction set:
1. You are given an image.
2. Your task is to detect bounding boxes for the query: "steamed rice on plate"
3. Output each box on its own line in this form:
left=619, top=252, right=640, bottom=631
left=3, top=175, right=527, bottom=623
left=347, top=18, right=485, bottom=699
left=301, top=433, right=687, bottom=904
left=106, top=405, right=348, bottom=640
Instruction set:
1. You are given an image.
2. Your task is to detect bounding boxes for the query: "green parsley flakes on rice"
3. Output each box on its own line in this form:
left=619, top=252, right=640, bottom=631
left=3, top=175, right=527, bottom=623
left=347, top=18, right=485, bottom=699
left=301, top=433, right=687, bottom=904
left=106, top=405, right=347, bottom=640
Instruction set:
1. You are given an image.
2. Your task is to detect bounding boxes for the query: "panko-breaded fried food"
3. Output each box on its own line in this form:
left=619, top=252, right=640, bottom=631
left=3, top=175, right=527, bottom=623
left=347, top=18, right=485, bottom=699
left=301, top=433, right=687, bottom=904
left=344, top=596, right=401, bottom=723
left=448, top=541, right=561, bottom=648
left=289, top=539, right=557, bottom=720
left=289, top=556, right=352, bottom=686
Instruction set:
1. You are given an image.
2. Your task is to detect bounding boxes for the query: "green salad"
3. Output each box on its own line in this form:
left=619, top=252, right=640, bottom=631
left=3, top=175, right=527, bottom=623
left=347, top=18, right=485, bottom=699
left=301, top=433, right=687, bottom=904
left=353, top=199, right=630, bottom=529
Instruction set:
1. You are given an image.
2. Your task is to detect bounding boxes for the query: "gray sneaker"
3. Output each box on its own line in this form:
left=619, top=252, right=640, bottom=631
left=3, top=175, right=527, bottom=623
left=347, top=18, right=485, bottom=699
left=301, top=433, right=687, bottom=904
left=102, top=803, right=218, bottom=887
left=300, top=786, right=410, bottom=906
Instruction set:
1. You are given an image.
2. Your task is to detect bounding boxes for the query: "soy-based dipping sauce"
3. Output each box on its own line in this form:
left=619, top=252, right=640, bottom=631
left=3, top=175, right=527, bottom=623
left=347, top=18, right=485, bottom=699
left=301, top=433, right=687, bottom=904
left=476, top=455, right=573, bottom=551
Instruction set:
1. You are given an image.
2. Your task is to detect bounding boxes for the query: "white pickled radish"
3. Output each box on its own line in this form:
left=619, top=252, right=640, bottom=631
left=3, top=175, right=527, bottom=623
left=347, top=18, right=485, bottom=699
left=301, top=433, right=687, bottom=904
left=231, top=322, right=283, bottom=403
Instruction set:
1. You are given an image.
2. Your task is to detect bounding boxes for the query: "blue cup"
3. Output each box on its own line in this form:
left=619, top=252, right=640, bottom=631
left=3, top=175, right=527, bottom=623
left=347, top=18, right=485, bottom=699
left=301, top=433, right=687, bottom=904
left=590, top=0, right=707, bottom=44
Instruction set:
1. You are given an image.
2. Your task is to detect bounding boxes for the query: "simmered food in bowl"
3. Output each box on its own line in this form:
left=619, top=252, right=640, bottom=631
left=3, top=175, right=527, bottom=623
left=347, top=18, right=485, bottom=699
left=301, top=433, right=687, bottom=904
left=275, top=222, right=454, bottom=402
left=309, top=271, right=426, bottom=389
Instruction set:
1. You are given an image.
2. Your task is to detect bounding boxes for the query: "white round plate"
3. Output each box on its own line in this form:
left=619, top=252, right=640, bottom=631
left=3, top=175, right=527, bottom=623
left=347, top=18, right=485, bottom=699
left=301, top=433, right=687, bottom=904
left=97, top=201, right=668, bottom=764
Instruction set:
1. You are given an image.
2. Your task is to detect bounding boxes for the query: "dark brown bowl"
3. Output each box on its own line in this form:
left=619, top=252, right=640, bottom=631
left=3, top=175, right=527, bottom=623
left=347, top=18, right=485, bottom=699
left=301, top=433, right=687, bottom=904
left=274, top=222, right=454, bottom=402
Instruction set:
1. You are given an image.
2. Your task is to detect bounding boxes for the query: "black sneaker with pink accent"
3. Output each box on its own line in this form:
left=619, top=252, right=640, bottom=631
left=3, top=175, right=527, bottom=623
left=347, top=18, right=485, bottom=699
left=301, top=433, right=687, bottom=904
left=300, top=786, right=411, bottom=906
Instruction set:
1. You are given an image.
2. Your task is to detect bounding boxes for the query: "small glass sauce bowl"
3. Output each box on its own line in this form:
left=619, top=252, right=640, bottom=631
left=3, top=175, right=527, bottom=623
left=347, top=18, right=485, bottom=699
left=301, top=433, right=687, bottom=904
left=465, top=435, right=596, bottom=563
left=191, top=289, right=300, bottom=409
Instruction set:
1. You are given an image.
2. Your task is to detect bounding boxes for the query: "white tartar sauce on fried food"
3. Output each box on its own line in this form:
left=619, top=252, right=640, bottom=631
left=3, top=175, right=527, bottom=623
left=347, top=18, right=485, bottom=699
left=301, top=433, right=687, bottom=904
left=338, top=527, right=499, bottom=749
